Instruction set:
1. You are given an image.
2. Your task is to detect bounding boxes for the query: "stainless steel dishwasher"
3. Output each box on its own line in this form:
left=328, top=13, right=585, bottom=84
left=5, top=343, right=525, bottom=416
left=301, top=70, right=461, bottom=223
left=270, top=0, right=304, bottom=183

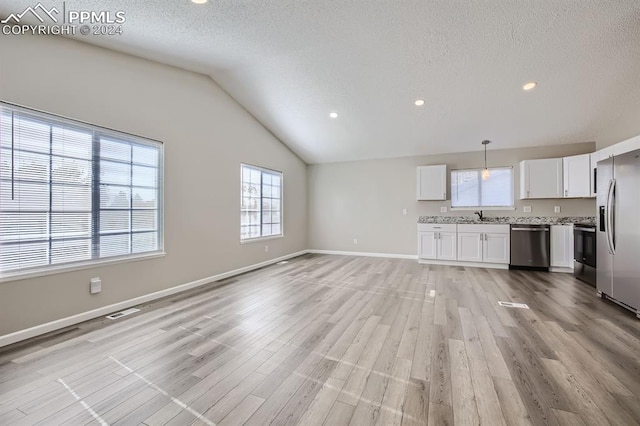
left=510, top=224, right=550, bottom=269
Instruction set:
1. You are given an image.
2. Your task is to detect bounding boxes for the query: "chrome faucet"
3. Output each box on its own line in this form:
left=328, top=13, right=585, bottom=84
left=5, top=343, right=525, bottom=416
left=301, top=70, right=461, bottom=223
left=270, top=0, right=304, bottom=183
left=474, top=210, right=484, bottom=221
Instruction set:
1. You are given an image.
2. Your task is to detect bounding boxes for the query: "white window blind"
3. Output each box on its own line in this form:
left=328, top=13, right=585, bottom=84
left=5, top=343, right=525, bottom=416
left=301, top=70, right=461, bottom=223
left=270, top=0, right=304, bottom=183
left=451, top=167, right=513, bottom=208
left=241, top=164, right=282, bottom=240
left=0, top=102, right=163, bottom=276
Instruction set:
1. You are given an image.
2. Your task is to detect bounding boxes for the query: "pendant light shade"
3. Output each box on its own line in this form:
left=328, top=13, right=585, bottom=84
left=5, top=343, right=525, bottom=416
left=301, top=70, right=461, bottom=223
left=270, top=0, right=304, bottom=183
left=481, top=140, right=491, bottom=180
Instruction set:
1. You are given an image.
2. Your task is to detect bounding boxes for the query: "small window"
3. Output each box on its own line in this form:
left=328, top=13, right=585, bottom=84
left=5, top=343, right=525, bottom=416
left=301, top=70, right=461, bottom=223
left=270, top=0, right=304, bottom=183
left=451, top=167, right=514, bottom=208
left=241, top=164, right=282, bottom=240
left=0, top=102, right=163, bottom=277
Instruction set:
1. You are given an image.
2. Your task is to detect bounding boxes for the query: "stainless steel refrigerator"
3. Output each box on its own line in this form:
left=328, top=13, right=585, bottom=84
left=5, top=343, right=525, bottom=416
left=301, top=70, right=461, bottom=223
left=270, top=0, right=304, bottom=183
left=596, top=148, right=640, bottom=318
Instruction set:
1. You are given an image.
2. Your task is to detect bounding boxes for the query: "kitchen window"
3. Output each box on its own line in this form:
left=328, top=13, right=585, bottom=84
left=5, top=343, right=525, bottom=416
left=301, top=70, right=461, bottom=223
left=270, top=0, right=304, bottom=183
left=451, top=166, right=514, bottom=209
left=0, top=102, right=163, bottom=278
left=241, top=164, right=282, bottom=241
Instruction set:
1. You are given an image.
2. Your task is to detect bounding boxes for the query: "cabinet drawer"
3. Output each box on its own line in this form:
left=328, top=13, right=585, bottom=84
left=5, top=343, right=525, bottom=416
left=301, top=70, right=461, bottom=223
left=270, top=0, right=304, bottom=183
left=457, top=224, right=509, bottom=234
left=418, top=224, right=456, bottom=232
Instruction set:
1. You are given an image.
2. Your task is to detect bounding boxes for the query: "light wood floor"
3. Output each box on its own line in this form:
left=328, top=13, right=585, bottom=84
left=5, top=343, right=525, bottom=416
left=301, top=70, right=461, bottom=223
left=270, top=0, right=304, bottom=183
left=1, top=254, right=640, bottom=426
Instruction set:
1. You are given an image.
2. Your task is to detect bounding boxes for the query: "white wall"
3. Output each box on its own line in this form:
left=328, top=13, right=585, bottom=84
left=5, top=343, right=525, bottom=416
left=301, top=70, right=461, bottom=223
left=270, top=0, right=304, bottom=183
left=0, top=35, right=307, bottom=336
left=594, top=102, right=640, bottom=149
left=308, top=142, right=595, bottom=255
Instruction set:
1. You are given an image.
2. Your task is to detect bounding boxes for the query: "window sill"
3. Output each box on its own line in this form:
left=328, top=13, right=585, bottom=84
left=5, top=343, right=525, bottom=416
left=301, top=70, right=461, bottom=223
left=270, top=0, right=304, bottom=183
left=241, top=234, right=284, bottom=244
left=450, top=206, right=516, bottom=211
left=0, top=252, right=166, bottom=284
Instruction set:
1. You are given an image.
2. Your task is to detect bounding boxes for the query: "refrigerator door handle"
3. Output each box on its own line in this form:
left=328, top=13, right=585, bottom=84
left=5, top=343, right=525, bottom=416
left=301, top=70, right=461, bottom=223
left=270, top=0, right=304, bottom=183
left=606, top=178, right=616, bottom=255
left=610, top=178, right=616, bottom=254
left=605, top=179, right=612, bottom=254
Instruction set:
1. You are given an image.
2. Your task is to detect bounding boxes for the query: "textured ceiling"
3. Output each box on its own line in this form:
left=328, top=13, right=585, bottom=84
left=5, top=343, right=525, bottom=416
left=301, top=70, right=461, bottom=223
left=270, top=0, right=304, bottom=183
left=1, top=0, right=640, bottom=163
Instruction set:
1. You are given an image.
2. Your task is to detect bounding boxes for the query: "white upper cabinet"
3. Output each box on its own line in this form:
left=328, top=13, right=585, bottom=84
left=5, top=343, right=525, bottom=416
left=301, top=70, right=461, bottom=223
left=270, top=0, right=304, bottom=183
left=612, top=134, right=640, bottom=157
left=591, top=146, right=614, bottom=197
left=563, top=154, right=591, bottom=198
left=589, top=152, right=598, bottom=197
left=417, top=165, right=447, bottom=200
left=599, top=146, right=614, bottom=158
left=520, top=158, right=563, bottom=199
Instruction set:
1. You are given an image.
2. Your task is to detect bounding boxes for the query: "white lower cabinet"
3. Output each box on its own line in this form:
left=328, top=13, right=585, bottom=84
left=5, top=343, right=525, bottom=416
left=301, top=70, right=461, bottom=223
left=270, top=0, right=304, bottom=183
left=457, top=224, right=510, bottom=265
left=483, top=232, right=510, bottom=264
left=419, top=221, right=575, bottom=270
left=437, top=231, right=457, bottom=261
left=418, top=224, right=457, bottom=260
left=457, top=233, right=482, bottom=262
left=550, top=224, right=574, bottom=269
left=418, top=231, right=437, bottom=259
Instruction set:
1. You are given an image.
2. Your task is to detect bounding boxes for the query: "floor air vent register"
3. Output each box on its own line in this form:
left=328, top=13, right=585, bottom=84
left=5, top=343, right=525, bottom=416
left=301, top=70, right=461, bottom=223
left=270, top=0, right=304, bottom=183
left=105, top=308, right=140, bottom=320
left=497, top=301, right=530, bottom=309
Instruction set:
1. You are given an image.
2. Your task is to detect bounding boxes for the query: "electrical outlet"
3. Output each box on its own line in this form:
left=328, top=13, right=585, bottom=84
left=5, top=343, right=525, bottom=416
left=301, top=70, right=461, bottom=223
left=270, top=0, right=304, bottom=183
left=90, top=277, right=101, bottom=294
left=554, top=206, right=561, bottom=213
left=353, top=238, right=358, bottom=245
left=265, top=245, right=269, bottom=252
left=440, top=206, right=447, bottom=213
left=402, top=208, right=408, bottom=215
left=523, top=205, right=532, bottom=213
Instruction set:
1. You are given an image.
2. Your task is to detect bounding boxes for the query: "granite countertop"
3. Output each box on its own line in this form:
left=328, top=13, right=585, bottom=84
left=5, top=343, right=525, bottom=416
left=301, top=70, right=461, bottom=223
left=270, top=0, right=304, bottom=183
left=417, top=216, right=596, bottom=225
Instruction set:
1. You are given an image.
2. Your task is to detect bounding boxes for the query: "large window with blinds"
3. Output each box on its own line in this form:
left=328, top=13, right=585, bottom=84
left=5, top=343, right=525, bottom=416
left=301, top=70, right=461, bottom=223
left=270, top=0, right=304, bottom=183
left=0, top=102, right=163, bottom=277
left=241, top=164, right=282, bottom=241
left=451, top=167, right=514, bottom=208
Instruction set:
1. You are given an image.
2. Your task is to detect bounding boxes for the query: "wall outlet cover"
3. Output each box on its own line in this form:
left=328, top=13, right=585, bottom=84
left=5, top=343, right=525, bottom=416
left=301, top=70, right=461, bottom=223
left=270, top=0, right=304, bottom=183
left=353, top=238, right=358, bottom=245
left=90, top=277, right=101, bottom=294
left=554, top=206, right=561, bottom=213
left=402, top=208, right=408, bottom=215
left=523, top=206, right=532, bottom=213
left=440, top=206, right=448, bottom=213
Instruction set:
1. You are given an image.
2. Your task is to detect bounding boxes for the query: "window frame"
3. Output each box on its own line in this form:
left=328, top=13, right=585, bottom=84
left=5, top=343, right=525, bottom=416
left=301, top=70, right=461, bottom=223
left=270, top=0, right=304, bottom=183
left=450, top=166, right=516, bottom=211
left=0, top=101, right=165, bottom=282
left=240, top=163, right=284, bottom=243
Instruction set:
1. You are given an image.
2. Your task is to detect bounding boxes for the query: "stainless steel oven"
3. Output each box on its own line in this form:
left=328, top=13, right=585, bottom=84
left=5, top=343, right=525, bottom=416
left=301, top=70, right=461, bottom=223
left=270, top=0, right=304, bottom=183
left=574, top=224, right=596, bottom=286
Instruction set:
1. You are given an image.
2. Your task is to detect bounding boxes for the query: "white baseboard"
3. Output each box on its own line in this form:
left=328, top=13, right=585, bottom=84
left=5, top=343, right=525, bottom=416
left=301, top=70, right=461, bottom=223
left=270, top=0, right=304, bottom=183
left=417, top=258, right=509, bottom=270
left=0, top=250, right=309, bottom=349
left=308, top=249, right=418, bottom=260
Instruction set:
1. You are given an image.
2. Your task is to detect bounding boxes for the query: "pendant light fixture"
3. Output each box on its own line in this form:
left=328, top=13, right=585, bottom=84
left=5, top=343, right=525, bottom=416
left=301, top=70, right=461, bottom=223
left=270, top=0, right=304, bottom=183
left=481, top=140, right=491, bottom=180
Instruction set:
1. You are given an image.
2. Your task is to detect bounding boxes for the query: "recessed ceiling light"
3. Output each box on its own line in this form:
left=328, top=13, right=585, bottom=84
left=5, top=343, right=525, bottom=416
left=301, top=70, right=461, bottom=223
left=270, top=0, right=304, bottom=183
left=329, top=112, right=338, bottom=118
left=522, top=81, right=537, bottom=91
left=191, top=0, right=208, bottom=4
left=414, top=99, right=425, bottom=106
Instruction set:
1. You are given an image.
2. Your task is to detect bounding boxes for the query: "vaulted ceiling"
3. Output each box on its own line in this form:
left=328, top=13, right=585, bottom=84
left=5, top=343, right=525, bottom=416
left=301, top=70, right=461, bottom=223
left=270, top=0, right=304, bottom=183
left=2, top=1, right=640, bottom=163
